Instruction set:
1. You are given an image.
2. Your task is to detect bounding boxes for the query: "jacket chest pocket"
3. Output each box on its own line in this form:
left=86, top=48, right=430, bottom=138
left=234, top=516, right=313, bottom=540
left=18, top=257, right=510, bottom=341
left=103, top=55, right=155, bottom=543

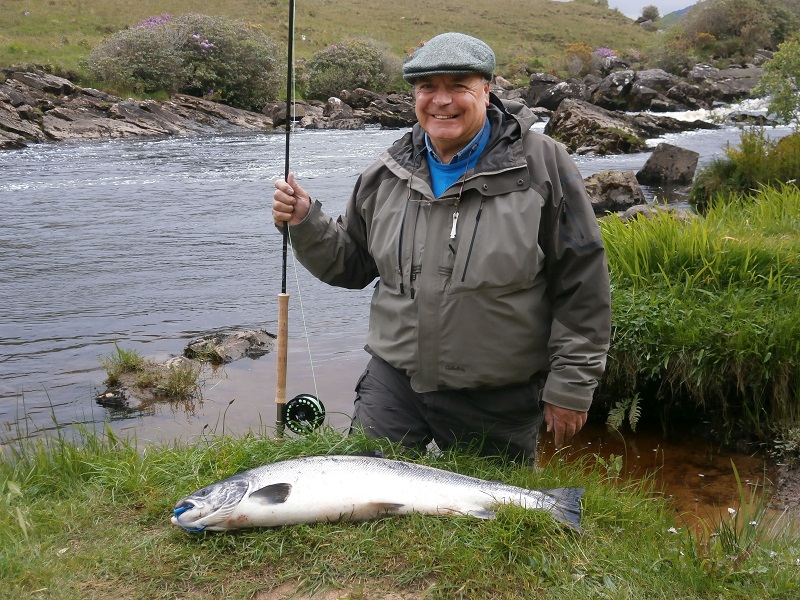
left=444, top=191, right=545, bottom=294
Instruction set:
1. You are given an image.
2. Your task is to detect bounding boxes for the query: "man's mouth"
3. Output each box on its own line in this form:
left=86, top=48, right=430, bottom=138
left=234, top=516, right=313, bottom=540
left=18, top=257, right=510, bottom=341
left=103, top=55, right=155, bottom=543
left=433, top=115, right=457, bottom=120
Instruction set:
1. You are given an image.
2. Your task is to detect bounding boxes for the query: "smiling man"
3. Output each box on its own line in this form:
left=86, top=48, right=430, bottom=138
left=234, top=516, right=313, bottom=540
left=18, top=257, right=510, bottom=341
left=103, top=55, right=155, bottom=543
left=273, top=32, right=611, bottom=461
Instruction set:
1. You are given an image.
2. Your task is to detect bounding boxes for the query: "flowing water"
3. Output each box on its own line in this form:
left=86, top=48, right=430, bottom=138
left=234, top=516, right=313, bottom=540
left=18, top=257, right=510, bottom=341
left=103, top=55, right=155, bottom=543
left=0, top=108, right=793, bottom=515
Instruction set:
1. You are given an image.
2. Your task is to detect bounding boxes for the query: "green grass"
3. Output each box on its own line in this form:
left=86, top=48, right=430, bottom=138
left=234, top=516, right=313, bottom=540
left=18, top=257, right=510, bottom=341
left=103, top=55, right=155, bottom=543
left=99, top=345, right=201, bottom=402
left=1, top=427, right=798, bottom=599
left=600, top=183, right=800, bottom=453
left=0, top=0, right=653, bottom=82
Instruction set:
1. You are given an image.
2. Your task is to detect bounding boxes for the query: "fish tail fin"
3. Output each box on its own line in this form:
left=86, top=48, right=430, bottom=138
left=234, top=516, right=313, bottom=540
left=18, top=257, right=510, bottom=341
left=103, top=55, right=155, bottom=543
left=541, top=487, right=585, bottom=534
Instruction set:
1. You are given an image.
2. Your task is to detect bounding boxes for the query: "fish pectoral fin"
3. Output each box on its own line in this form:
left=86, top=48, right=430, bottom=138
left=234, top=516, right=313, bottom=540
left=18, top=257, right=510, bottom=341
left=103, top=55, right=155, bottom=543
left=249, top=482, right=292, bottom=505
left=369, top=502, right=404, bottom=514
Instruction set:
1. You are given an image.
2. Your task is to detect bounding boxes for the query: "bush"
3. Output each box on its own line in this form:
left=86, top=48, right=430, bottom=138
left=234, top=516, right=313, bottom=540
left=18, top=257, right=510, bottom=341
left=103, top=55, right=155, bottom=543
left=679, top=0, right=799, bottom=59
left=301, top=38, right=402, bottom=100
left=754, top=38, right=800, bottom=126
left=689, top=128, right=800, bottom=212
left=647, top=34, right=696, bottom=75
left=87, top=13, right=282, bottom=110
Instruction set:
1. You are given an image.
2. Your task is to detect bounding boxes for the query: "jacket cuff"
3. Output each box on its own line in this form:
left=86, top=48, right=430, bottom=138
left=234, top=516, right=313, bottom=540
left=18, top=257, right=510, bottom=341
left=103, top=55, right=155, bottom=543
left=541, top=380, right=593, bottom=412
left=284, top=199, right=323, bottom=242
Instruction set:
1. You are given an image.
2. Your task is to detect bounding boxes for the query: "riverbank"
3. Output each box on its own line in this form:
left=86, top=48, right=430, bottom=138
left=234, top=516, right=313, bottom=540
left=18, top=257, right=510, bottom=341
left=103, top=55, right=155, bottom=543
left=2, top=429, right=798, bottom=599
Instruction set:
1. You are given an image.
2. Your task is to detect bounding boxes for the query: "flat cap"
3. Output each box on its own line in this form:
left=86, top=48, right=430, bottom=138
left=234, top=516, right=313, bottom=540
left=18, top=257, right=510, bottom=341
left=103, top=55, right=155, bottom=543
left=403, top=32, right=495, bottom=83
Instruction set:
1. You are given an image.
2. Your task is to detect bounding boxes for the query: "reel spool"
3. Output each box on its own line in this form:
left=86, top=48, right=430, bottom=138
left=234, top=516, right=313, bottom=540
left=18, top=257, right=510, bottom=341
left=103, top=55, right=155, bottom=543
left=284, top=393, right=326, bottom=434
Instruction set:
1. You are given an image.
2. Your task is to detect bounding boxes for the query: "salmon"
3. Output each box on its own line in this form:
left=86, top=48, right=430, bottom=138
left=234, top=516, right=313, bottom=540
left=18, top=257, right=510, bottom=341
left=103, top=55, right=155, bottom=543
left=171, top=455, right=584, bottom=533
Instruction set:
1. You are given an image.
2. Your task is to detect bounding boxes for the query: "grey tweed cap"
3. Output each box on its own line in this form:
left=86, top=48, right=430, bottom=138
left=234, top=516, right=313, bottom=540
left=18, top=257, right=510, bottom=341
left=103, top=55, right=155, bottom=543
left=403, top=32, right=495, bottom=83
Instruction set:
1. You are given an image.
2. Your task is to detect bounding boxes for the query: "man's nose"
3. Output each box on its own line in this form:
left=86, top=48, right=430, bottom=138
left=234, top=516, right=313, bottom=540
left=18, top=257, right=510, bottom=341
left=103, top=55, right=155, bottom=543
left=432, top=87, right=452, bottom=104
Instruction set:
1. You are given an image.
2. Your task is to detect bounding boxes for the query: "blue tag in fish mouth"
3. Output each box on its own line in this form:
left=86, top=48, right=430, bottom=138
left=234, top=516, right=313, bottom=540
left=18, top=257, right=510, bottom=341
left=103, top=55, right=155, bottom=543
left=173, top=504, right=207, bottom=533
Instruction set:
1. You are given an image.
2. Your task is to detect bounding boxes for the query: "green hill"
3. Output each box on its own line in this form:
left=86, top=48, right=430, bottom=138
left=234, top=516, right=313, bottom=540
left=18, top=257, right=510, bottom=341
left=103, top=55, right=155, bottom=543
left=1, top=0, right=654, bottom=79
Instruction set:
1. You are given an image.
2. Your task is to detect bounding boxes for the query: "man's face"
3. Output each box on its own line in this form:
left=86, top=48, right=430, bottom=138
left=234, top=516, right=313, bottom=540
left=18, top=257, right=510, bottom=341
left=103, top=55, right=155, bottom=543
left=413, top=73, right=490, bottom=163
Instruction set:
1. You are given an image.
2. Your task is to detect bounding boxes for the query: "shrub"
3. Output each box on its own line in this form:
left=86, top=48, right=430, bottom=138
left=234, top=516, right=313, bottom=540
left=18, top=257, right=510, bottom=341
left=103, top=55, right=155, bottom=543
left=647, top=34, right=696, bottom=74
left=559, top=42, right=593, bottom=78
left=689, top=128, right=800, bottom=212
left=87, top=13, right=282, bottom=110
left=754, top=38, right=800, bottom=127
left=679, top=0, right=798, bottom=59
left=302, top=38, right=402, bottom=100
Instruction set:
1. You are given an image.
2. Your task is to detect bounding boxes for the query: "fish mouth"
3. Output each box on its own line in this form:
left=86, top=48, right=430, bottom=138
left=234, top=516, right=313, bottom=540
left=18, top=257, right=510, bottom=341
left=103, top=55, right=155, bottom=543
left=172, top=500, right=209, bottom=532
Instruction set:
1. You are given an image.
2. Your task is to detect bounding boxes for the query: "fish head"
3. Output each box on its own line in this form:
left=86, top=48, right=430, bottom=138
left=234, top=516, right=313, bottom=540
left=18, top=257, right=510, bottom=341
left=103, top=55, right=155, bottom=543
left=171, top=476, right=251, bottom=532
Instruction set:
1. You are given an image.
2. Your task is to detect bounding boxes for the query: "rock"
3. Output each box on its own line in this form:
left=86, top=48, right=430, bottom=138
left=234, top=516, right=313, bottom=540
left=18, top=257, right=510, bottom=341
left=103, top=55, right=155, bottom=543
left=42, top=107, right=152, bottom=140
left=591, top=70, right=636, bottom=110
left=0, top=128, right=27, bottom=149
left=634, top=69, right=677, bottom=93
left=10, top=71, right=75, bottom=95
left=339, top=88, right=382, bottom=109
left=323, top=97, right=354, bottom=119
left=303, top=116, right=365, bottom=130
left=627, top=112, right=718, bottom=138
left=545, top=99, right=647, bottom=155
left=636, top=143, right=700, bottom=185
left=1, top=71, right=277, bottom=149
left=583, top=170, right=646, bottom=214
left=627, top=82, right=662, bottom=112
left=524, top=73, right=562, bottom=107
left=535, top=80, right=589, bottom=111
left=184, top=330, right=276, bottom=364
left=170, top=95, right=273, bottom=130
left=0, top=102, right=46, bottom=141
left=367, top=95, right=416, bottom=128
left=618, top=203, right=695, bottom=223
left=493, top=75, right=515, bottom=90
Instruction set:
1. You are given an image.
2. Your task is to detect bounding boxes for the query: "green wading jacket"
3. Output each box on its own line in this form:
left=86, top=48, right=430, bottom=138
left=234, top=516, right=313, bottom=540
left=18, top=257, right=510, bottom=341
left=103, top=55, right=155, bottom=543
left=286, top=94, right=612, bottom=412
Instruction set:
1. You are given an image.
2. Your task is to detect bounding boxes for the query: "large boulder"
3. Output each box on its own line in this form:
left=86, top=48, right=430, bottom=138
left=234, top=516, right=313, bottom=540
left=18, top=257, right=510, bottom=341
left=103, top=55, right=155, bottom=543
left=545, top=99, right=647, bottom=155
left=636, top=143, right=700, bottom=185
left=536, top=80, right=590, bottom=111
left=366, top=94, right=416, bottom=128
left=590, top=70, right=636, bottom=110
left=524, top=73, right=562, bottom=107
left=583, top=170, right=646, bottom=214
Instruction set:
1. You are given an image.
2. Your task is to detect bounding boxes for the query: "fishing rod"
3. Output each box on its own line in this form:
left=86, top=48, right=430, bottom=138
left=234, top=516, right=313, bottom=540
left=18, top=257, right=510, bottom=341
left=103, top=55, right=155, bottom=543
left=275, top=0, right=325, bottom=437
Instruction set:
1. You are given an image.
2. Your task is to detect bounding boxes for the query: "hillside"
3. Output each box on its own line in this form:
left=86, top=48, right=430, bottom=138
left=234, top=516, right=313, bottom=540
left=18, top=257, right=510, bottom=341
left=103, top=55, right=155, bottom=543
left=1, top=0, right=654, bottom=79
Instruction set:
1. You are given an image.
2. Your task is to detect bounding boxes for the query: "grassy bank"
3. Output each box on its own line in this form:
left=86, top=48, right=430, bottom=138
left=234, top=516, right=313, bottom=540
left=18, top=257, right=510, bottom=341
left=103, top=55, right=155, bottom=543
left=1, top=427, right=798, bottom=599
left=1, top=0, right=651, bottom=80
left=600, top=183, right=800, bottom=457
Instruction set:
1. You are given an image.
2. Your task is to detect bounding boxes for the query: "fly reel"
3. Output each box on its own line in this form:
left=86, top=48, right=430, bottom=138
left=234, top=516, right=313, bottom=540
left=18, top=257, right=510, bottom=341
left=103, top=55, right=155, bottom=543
left=284, top=393, right=326, bottom=434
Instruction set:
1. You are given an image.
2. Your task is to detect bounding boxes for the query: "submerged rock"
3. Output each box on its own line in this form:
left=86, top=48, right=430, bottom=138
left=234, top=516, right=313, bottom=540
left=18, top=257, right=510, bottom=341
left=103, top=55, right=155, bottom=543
left=184, top=329, right=276, bottom=364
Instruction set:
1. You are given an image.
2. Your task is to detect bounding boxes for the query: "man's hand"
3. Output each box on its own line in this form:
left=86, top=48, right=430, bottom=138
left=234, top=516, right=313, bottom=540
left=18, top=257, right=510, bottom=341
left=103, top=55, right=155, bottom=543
left=273, top=172, right=311, bottom=227
left=544, top=403, right=588, bottom=448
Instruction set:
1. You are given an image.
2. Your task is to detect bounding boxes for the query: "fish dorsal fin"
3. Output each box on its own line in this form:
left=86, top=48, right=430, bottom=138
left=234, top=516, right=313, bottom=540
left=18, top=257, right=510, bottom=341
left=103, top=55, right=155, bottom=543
left=249, top=483, right=292, bottom=505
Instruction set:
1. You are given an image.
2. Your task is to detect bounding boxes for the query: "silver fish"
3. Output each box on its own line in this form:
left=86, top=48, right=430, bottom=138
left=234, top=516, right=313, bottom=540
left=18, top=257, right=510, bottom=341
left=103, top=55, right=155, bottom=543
left=171, top=455, right=585, bottom=533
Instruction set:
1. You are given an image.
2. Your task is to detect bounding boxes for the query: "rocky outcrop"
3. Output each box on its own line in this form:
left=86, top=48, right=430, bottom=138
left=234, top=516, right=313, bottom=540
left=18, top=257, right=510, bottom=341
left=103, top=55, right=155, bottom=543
left=0, top=70, right=275, bottom=149
left=1, top=58, right=768, bottom=154
left=523, top=63, right=765, bottom=113
left=545, top=99, right=717, bottom=155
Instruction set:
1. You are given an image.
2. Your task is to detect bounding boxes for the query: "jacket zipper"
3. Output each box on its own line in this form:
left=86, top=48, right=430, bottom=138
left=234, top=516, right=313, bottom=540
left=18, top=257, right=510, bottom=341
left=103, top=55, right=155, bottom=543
left=460, top=197, right=486, bottom=282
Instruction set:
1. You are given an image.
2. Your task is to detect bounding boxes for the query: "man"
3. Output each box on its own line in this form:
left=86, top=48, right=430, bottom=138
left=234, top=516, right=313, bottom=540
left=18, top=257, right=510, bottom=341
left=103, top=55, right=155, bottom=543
left=273, top=32, right=611, bottom=460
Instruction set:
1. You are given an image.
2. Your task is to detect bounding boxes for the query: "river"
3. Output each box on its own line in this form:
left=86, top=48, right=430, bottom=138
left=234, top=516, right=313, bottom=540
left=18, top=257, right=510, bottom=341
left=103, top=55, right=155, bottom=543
left=0, top=106, right=793, bottom=514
